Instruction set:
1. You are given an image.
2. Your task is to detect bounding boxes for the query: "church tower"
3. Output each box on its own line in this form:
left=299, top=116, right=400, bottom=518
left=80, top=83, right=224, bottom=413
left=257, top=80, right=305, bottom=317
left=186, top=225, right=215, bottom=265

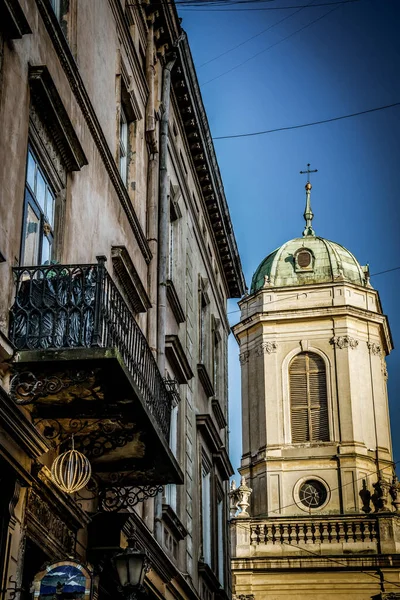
left=230, top=173, right=400, bottom=600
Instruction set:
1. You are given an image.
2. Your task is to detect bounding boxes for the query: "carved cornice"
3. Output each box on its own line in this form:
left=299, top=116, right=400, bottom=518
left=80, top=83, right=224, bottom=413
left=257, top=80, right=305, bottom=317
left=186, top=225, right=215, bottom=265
left=197, top=363, right=215, bottom=398
left=172, top=36, right=245, bottom=298
left=166, top=280, right=186, bottom=324
left=239, top=351, right=250, bottom=365
left=35, top=0, right=152, bottom=264
left=165, top=335, right=193, bottom=384
left=26, top=487, right=76, bottom=557
left=1, top=0, right=31, bottom=39
left=162, top=503, right=188, bottom=541
left=211, top=398, right=227, bottom=430
left=111, top=246, right=151, bottom=313
left=367, top=341, right=382, bottom=356
left=331, top=335, right=359, bottom=349
left=239, top=342, right=277, bottom=364
left=255, top=341, right=277, bottom=356
left=29, top=66, right=88, bottom=172
left=196, top=414, right=233, bottom=480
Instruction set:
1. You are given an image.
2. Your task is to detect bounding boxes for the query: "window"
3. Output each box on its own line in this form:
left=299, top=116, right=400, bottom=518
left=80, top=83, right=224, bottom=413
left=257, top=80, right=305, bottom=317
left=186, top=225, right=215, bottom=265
left=217, top=494, right=224, bottom=585
left=299, top=479, right=328, bottom=508
left=21, top=148, right=55, bottom=266
left=289, top=352, right=329, bottom=443
left=201, top=461, right=211, bottom=566
left=119, top=105, right=128, bottom=184
left=51, top=0, right=62, bottom=21
left=199, top=292, right=208, bottom=363
left=165, top=401, right=179, bottom=511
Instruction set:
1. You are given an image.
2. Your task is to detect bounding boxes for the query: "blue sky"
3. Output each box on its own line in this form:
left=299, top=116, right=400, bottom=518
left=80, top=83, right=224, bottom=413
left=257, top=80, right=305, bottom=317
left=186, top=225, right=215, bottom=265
left=179, top=0, right=400, bottom=475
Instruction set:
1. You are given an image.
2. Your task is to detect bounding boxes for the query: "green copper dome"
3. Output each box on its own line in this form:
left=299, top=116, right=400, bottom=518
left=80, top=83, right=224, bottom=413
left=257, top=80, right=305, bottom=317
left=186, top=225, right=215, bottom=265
left=250, top=179, right=368, bottom=293
left=250, top=236, right=367, bottom=293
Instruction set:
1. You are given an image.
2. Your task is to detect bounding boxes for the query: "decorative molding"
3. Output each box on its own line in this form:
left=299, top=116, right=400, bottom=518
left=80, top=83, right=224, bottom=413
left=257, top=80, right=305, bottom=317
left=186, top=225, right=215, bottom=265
left=197, top=363, right=215, bottom=398
left=111, top=246, right=151, bottom=313
left=10, top=369, right=100, bottom=405
left=166, top=280, right=186, bottom=324
left=239, top=351, right=250, bottom=365
left=300, top=339, right=309, bottom=352
left=34, top=0, right=152, bottom=264
left=0, top=386, right=49, bottom=460
left=162, top=503, right=188, bottom=541
left=0, top=0, right=31, bottom=39
left=26, top=488, right=76, bottom=555
left=330, top=335, right=359, bottom=349
left=28, top=66, right=87, bottom=172
left=382, top=361, right=388, bottom=380
left=196, top=414, right=233, bottom=480
left=211, top=398, right=227, bottom=430
left=165, top=335, right=193, bottom=384
left=255, top=341, right=277, bottom=356
left=367, top=341, right=382, bottom=356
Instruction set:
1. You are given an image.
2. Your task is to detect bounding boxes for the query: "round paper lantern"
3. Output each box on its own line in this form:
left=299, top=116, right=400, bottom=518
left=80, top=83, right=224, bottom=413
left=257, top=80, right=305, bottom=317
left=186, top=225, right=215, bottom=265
left=51, top=442, right=92, bottom=494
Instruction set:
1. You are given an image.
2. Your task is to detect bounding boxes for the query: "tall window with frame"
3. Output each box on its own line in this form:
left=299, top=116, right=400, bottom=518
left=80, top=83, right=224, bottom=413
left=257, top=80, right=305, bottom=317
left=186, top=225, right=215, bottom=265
left=165, top=383, right=179, bottom=512
left=216, top=488, right=225, bottom=586
left=22, top=147, right=55, bottom=266
left=201, top=458, right=212, bottom=567
left=199, top=288, right=209, bottom=365
left=119, top=105, right=128, bottom=185
left=289, top=352, right=329, bottom=443
left=212, top=319, right=220, bottom=397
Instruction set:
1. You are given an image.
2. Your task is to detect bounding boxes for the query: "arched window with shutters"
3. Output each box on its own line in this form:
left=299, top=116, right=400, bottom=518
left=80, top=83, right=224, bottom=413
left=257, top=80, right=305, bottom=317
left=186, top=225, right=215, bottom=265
left=289, top=352, right=329, bottom=443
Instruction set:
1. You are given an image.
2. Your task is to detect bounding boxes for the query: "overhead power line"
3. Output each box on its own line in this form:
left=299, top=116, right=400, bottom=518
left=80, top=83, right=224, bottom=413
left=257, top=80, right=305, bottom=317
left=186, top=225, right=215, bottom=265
left=226, top=265, right=400, bottom=315
left=213, top=102, right=400, bottom=140
left=128, top=0, right=362, bottom=9
left=180, top=0, right=362, bottom=10
left=201, top=2, right=341, bottom=86
left=198, top=1, right=312, bottom=68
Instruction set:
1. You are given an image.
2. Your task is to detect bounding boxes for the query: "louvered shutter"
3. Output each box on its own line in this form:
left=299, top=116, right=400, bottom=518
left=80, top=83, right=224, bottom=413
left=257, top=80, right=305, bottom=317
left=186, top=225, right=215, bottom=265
left=289, top=352, right=329, bottom=443
left=290, top=354, right=309, bottom=442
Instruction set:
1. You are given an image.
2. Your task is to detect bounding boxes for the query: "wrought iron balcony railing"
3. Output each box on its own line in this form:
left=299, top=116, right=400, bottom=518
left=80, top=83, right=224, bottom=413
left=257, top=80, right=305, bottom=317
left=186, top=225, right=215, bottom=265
left=9, top=257, right=172, bottom=439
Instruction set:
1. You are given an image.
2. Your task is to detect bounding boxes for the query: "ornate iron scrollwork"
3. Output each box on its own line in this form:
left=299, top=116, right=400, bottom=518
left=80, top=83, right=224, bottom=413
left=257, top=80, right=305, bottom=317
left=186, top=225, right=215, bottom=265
left=34, top=417, right=137, bottom=460
left=99, top=484, right=163, bottom=512
left=163, top=378, right=180, bottom=407
left=10, top=370, right=100, bottom=405
left=76, top=475, right=163, bottom=513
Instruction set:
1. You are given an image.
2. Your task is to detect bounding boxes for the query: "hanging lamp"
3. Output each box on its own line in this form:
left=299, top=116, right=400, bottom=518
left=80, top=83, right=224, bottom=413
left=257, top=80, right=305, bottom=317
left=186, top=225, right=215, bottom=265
left=51, top=435, right=92, bottom=493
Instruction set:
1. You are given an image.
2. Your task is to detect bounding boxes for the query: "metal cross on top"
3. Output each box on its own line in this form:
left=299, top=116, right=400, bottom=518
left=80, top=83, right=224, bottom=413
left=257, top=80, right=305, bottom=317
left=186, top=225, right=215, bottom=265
left=300, top=163, right=318, bottom=182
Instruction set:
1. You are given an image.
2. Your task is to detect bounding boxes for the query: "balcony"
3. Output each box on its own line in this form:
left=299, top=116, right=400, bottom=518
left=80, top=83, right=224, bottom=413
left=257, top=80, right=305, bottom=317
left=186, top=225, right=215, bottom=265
left=9, top=258, right=183, bottom=488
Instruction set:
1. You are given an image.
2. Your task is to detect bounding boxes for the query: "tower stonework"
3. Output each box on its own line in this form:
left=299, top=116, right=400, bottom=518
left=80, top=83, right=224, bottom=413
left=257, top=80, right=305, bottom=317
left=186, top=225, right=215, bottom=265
left=231, top=184, right=400, bottom=600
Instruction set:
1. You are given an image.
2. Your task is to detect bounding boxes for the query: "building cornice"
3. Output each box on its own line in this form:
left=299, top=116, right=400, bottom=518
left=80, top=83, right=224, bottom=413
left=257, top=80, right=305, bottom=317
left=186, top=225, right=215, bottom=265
left=232, top=304, right=393, bottom=354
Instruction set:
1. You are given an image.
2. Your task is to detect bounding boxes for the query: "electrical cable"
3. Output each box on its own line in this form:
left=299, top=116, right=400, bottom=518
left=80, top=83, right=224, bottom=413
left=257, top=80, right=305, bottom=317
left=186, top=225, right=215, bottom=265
left=232, top=519, right=400, bottom=590
left=226, top=265, right=400, bottom=316
left=213, top=102, right=400, bottom=138
left=201, top=2, right=341, bottom=85
left=180, top=0, right=362, bottom=10
left=198, top=1, right=313, bottom=68
left=230, top=459, right=400, bottom=591
left=128, top=0, right=363, bottom=10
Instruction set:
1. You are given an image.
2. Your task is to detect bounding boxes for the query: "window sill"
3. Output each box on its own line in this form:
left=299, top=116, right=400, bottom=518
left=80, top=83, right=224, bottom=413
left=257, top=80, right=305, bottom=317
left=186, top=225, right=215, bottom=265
left=166, top=279, right=186, bottom=324
left=162, top=503, right=187, bottom=541
left=198, top=561, right=222, bottom=592
left=197, top=363, right=215, bottom=398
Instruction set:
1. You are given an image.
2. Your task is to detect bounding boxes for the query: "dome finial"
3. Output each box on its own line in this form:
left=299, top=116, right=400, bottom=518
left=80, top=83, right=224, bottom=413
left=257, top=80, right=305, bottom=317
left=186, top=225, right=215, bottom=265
left=299, top=163, right=318, bottom=237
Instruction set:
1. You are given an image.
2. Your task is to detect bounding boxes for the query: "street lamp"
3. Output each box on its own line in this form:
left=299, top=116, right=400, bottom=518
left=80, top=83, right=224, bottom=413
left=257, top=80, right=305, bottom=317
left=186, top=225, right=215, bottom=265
left=113, top=540, right=150, bottom=600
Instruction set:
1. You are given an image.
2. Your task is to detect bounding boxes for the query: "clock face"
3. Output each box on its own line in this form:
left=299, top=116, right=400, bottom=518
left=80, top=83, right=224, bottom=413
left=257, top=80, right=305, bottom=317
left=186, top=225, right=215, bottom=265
left=299, top=480, right=327, bottom=508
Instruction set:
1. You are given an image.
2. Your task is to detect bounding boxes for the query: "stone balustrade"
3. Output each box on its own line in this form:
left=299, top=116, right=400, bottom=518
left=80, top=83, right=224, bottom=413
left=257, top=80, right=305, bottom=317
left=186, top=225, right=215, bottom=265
left=250, top=516, right=378, bottom=546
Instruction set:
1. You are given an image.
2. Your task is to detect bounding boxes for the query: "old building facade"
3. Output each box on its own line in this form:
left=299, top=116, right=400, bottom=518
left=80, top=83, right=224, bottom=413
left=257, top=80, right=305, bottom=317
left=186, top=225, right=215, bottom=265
left=0, top=1, right=244, bottom=599
left=231, top=181, right=400, bottom=599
